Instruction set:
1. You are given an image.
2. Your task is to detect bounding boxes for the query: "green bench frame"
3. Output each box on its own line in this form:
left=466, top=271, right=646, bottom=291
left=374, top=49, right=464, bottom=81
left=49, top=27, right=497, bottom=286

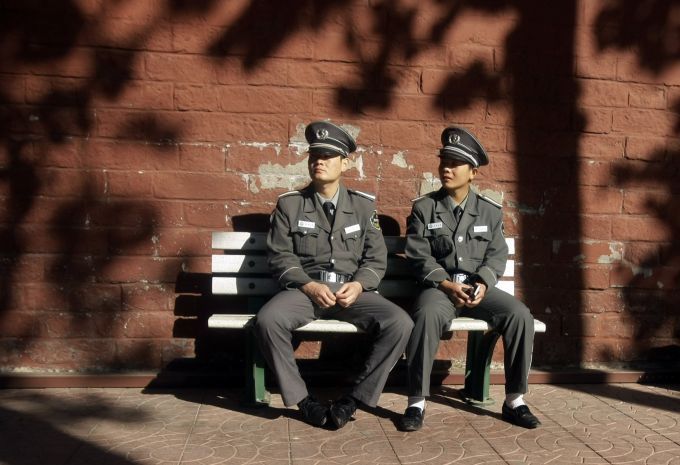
left=208, top=232, right=545, bottom=406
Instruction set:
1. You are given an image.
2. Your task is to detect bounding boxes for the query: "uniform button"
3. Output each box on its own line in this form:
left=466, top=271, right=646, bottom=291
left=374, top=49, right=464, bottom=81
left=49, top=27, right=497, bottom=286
left=330, top=235, right=334, bottom=240
left=458, top=236, right=463, bottom=242
left=459, top=257, right=464, bottom=262
left=330, top=259, right=335, bottom=264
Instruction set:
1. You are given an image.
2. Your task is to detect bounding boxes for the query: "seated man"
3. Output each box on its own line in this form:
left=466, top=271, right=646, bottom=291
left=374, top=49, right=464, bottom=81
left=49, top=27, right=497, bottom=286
left=399, top=126, right=541, bottom=431
left=255, top=121, right=413, bottom=429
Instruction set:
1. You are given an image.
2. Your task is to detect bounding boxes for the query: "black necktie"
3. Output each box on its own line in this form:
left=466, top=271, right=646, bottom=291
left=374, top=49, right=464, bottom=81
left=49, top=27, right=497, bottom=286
left=323, top=201, right=335, bottom=225
left=454, top=206, right=463, bottom=224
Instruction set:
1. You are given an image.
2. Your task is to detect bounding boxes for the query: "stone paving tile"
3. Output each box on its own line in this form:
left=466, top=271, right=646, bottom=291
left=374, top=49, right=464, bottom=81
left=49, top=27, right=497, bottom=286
left=1, top=384, right=679, bottom=465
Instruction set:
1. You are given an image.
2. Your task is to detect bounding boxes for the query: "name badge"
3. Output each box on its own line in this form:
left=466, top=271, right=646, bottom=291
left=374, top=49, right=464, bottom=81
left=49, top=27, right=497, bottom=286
left=298, top=220, right=315, bottom=229
left=473, top=225, right=488, bottom=233
left=427, top=222, right=443, bottom=230
left=344, top=224, right=361, bottom=234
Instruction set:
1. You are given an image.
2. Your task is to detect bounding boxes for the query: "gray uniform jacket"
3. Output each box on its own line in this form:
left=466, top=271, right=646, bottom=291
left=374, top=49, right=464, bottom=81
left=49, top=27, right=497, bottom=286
left=405, top=188, right=508, bottom=288
left=267, top=184, right=386, bottom=291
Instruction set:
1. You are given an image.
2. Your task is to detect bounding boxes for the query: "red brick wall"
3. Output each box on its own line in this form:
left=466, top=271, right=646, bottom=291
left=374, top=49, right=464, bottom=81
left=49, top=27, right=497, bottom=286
left=1, top=0, right=678, bottom=374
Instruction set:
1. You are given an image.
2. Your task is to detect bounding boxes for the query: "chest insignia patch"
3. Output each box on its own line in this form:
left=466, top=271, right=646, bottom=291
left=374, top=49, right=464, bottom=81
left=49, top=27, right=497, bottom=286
left=473, top=225, right=488, bottom=233
left=427, top=222, right=443, bottom=230
left=298, top=220, right=316, bottom=229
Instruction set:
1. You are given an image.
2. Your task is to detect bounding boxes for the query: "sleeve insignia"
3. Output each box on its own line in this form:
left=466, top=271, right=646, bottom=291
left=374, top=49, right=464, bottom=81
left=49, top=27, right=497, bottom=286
left=370, top=210, right=381, bottom=230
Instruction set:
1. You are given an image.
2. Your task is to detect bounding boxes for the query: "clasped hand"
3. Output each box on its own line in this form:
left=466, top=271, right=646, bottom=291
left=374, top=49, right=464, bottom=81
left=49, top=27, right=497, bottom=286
left=301, top=281, right=363, bottom=309
left=437, top=280, right=486, bottom=308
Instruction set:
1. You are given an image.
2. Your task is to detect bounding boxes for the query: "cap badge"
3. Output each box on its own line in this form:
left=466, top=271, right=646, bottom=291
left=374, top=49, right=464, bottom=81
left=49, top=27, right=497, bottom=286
left=448, top=133, right=461, bottom=145
left=316, top=128, right=329, bottom=140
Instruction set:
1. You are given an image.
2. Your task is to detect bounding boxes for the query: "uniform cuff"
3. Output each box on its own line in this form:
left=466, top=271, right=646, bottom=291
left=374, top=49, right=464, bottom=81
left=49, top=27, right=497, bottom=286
left=476, top=266, right=497, bottom=288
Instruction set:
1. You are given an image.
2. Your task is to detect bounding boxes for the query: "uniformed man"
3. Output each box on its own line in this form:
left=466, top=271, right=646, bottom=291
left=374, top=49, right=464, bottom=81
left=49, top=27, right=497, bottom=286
left=399, top=126, right=541, bottom=431
left=254, top=121, right=413, bottom=429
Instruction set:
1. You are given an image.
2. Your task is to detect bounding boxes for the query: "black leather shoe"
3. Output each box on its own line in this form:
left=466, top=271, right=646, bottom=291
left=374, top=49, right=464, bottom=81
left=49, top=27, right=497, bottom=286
left=297, top=396, right=329, bottom=427
left=329, top=395, right=357, bottom=429
left=502, top=403, right=541, bottom=429
left=399, top=407, right=425, bottom=431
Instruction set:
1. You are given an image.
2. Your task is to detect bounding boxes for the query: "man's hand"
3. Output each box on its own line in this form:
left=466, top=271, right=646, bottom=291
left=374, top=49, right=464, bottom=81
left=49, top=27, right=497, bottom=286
left=335, top=281, right=363, bottom=308
left=437, top=280, right=468, bottom=307
left=464, top=282, right=487, bottom=308
left=301, top=282, right=337, bottom=308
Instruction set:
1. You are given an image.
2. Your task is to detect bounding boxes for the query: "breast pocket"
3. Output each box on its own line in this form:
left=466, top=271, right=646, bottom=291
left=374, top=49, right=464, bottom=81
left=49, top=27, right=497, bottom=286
left=340, top=229, right=363, bottom=256
left=291, top=226, right=319, bottom=256
left=425, top=228, right=453, bottom=258
left=467, top=230, right=491, bottom=259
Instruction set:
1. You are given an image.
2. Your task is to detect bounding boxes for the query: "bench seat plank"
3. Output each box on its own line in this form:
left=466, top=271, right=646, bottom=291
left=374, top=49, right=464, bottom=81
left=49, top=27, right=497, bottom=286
left=208, top=314, right=546, bottom=334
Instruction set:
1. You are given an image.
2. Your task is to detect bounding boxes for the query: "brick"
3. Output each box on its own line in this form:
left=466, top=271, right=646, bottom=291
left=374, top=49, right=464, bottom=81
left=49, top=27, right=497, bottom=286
left=580, top=160, right=615, bottom=187
left=96, top=256, right=186, bottom=283
left=623, top=242, right=661, bottom=266
left=84, top=140, right=180, bottom=170
left=578, top=80, right=629, bottom=107
left=179, top=144, right=225, bottom=172
left=31, top=139, right=82, bottom=168
left=623, top=190, right=670, bottom=215
left=122, top=284, right=175, bottom=311
left=628, top=84, right=667, bottom=109
left=443, top=98, right=486, bottom=124
left=115, top=339, right=162, bottom=369
left=617, top=56, right=680, bottom=85
left=612, top=216, right=671, bottom=242
left=611, top=264, right=678, bottom=290
left=625, top=136, right=666, bottom=161
left=612, top=109, right=675, bottom=136
left=183, top=202, right=228, bottom=228
left=579, top=107, right=612, bottom=134
left=379, top=121, right=426, bottom=150
left=218, top=87, right=312, bottom=114
left=580, top=134, right=624, bottom=159
left=0, top=75, right=24, bottom=103
left=19, top=226, right=108, bottom=255
left=215, top=57, right=289, bottom=86
left=155, top=228, right=212, bottom=257
left=117, top=311, right=175, bottom=338
left=160, top=338, right=195, bottom=364
left=89, top=200, right=185, bottom=228
left=312, top=90, right=359, bottom=118
left=575, top=54, right=617, bottom=80
left=0, top=312, right=40, bottom=337
left=0, top=255, right=46, bottom=283
left=24, top=339, right=116, bottom=369
left=105, top=170, right=153, bottom=197
left=97, top=81, right=175, bottom=111
left=153, top=171, right=248, bottom=200
left=551, top=240, right=624, bottom=265
left=145, top=53, right=218, bottom=83
left=288, top=61, right=362, bottom=89
left=563, top=314, right=634, bottom=338
left=171, top=23, right=225, bottom=53
left=174, top=84, right=221, bottom=111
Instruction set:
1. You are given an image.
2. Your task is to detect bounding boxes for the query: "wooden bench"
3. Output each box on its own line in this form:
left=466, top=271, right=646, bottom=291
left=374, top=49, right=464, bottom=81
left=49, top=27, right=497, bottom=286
left=208, top=231, right=546, bottom=406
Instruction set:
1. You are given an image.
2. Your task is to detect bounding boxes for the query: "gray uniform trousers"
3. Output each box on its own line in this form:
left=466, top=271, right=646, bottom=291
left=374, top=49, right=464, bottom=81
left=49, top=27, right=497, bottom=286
left=406, top=285, right=534, bottom=397
left=254, top=289, right=414, bottom=408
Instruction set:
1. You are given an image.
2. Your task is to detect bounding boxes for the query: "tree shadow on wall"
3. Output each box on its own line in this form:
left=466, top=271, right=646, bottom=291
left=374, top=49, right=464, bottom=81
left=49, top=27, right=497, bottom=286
left=0, top=1, right=185, bottom=370
left=597, top=0, right=680, bottom=365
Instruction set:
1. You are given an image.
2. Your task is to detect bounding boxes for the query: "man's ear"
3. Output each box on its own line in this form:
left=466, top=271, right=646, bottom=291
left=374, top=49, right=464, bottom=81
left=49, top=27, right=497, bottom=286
left=341, top=157, right=350, bottom=172
left=469, top=166, right=478, bottom=181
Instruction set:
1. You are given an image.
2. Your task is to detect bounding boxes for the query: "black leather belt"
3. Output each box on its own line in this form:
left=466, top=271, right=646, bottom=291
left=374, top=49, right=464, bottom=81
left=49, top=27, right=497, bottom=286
left=309, top=271, right=353, bottom=283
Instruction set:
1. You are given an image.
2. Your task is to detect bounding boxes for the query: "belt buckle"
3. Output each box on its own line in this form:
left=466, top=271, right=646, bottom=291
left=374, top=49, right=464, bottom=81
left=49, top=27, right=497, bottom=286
left=453, top=273, right=467, bottom=283
left=326, top=271, right=338, bottom=283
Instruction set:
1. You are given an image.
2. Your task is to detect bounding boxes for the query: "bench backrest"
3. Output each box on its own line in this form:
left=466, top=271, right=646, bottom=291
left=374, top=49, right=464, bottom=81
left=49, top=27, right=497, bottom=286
left=211, top=232, right=515, bottom=298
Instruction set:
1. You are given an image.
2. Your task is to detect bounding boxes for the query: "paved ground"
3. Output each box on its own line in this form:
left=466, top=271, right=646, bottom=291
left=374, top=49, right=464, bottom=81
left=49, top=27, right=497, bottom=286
left=0, top=383, right=678, bottom=464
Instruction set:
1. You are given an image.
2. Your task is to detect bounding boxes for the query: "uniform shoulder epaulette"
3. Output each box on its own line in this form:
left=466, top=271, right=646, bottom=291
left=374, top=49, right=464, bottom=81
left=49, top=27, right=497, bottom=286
left=349, top=189, right=375, bottom=201
left=278, top=190, right=301, bottom=198
left=411, top=190, right=437, bottom=202
left=478, top=193, right=503, bottom=208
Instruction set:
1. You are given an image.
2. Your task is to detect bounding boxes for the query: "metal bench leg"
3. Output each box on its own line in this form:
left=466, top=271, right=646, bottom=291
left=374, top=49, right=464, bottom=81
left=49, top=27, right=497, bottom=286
left=243, top=327, right=270, bottom=407
left=460, top=330, right=501, bottom=405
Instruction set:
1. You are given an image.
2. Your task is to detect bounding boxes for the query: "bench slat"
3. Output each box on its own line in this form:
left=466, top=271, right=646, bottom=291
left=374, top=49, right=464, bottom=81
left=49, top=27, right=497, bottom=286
left=212, top=231, right=515, bottom=256
left=212, top=254, right=515, bottom=279
left=208, top=314, right=546, bottom=333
